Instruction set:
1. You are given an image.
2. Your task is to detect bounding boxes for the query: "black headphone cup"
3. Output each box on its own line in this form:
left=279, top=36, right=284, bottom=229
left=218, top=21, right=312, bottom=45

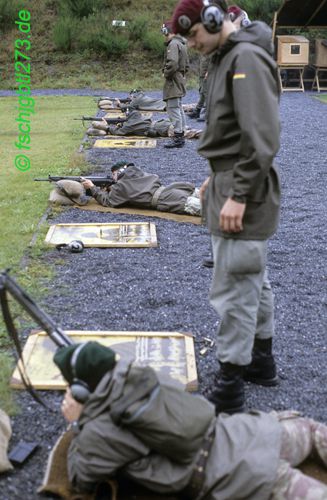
left=68, top=240, right=84, bottom=253
left=241, top=16, right=251, bottom=27
left=70, top=380, right=91, bottom=403
left=201, top=1, right=224, bottom=34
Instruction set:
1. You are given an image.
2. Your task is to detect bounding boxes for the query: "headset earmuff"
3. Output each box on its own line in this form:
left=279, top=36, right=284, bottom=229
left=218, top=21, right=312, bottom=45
left=70, top=344, right=91, bottom=403
left=201, top=0, right=224, bottom=34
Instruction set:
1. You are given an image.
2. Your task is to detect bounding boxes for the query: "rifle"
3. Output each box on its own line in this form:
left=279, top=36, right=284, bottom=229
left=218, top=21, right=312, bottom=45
left=0, top=270, right=73, bottom=348
left=74, top=116, right=127, bottom=127
left=94, top=96, right=131, bottom=104
left=34, top=175, right=115, bottom=188
left=0, top=270, right=75, bottom=407
left=0, top=271, right=97, bottom=404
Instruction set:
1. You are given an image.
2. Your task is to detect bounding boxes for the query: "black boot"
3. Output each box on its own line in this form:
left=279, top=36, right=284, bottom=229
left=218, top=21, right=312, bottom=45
left=187, top=108, right=201, bottom=119
left=164, top=132, right=185, bottom=149
left=208, top=362, right=245, bottom=415
left=244, top=338, right=278, bottom=386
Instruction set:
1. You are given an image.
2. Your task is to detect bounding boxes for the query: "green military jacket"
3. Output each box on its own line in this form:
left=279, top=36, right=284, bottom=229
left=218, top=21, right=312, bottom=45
left=163, top=35, right=189, bottom=101
left=199, top=22, right=281, bottom=240
left=107, top=110, right=152, bottom=136
left=121, top=91, right=166, bottom=112
left=67, top=358, right=282, bottom=499
left=89, top=165, right=195, bottom=213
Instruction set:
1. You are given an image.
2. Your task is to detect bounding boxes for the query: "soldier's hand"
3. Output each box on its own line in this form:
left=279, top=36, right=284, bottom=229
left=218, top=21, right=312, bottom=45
left=61, top=388, right=84, bottom=423
left=81, top=178, right=94, bottom=189
left=219, top=198, right=246, bottom=233
left=199, top=176, right=210, bottom=203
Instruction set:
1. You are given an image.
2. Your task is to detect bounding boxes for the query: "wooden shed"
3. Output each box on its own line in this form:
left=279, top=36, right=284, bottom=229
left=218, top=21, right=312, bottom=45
left=314, top=39, right=327, bottom=67
left=277, top=35, right=309, bottom=66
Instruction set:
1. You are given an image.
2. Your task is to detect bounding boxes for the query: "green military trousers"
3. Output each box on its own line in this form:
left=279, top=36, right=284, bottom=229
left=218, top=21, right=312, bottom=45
left=210, top=236, right=274, bottom=366
left=166, top=97, right=186, bottom=134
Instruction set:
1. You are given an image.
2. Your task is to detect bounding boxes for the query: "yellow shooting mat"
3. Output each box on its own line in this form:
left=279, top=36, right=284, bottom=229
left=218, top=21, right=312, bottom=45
left=94, top=138, right=156, bottom=148
left=97, top=135, right=161, bottom=140
left=11, top=330, right=198, bottom=391
left=104, top=111, right=153, bottom=119
left=45, top=222, right=158, bottom=247
left=74, top=200, right=202, bottom=225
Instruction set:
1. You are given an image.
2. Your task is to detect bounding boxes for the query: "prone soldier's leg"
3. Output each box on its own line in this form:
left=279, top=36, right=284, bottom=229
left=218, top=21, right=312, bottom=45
left=271, top=459, right=327, bottom=499
left=184, top=195, right=201, bottom=216
left=277, top=411, right=327, bottom=467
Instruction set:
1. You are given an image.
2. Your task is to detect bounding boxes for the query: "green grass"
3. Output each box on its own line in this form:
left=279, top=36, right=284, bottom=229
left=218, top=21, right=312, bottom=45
left=313, top=94, right=327, bottom=103
left=0, top=94, right=95, bottom=412
left=0, top=0, right=192, bottom=90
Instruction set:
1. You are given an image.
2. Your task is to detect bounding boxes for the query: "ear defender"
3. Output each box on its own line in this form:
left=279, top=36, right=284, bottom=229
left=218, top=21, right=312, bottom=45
left=201, top=0, right=224, bottom=34
left=56, top=240, right=84, bottom=253
left=161, top=24, right=169, bottom=35
left=240, top=11, right=251, bottom=27
left=70, top=344, right=91, bottom=403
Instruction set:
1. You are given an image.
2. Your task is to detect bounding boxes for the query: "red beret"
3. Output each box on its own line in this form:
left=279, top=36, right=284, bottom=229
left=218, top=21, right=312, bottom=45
left=172, top=0, right=228, bottom=36
left=228, top=5, right=243, bottom=21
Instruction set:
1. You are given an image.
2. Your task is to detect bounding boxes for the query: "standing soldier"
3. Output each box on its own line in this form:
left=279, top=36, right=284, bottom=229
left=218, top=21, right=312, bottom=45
left=172, top=0, right=281, bottom=414
left=161, top=20, right=189, bottom=148
left=188, top=54, right=210, bottom=120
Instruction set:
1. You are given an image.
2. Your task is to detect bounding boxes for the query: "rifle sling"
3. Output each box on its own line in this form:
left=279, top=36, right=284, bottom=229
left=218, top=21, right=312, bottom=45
left=0, top=287, right=52, bottom=410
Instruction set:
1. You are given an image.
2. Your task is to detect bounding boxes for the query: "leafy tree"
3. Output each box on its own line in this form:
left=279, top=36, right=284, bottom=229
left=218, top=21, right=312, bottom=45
left=235, top=0, right=283, bottom=25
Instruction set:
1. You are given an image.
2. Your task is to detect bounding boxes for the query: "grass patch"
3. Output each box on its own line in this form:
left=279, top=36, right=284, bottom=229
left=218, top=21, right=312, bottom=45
left=0, top=95, right=94, bottom=272
left=0, top=94, right=95, bottom=410
left=0, top=352, right=17, bottom=415
left=0, top=0, right=200, bottom=90
left=313, top=94, right=327, bottom=103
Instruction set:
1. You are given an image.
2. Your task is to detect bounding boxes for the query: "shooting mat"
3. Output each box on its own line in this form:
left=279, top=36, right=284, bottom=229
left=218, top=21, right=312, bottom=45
left=74, top=200, right=202, bottom=225
left=11, top=331, right=198, bottom=391
left=45, top=222, right=157, bottom=248
left=93, top=139, right=156, bottom=148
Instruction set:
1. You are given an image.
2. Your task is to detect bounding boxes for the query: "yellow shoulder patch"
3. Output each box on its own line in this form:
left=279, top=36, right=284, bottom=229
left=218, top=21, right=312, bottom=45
left=233, top=73, right=247, bottom=80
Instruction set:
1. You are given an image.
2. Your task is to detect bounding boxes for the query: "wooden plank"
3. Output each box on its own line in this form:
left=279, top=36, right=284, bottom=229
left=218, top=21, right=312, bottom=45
left=11, top=331, right=198, bottom=392
left=44, top=222, right=158, bottom=248
left=93, top=139, right=157, bottom=148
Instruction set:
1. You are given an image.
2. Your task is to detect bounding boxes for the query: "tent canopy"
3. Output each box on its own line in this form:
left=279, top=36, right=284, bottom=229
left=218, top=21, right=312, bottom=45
left=276, top=0, right=327, bottom=28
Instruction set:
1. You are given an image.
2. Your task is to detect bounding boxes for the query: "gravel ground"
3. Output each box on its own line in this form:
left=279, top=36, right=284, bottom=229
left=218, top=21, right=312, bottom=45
left=0, top=90, right=326, bottom=499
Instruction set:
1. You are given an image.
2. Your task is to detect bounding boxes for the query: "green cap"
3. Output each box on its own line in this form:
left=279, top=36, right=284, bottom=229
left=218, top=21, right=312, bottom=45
left=53, top=341, right=117, bottom=391
left=111, top=161, right=128, bottom=172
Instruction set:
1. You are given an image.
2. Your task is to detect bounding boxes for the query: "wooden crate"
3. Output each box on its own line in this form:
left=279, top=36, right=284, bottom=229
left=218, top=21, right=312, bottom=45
left=277, top=35, right=309, bottom=66
left=314, top=39, right=327, bottom=67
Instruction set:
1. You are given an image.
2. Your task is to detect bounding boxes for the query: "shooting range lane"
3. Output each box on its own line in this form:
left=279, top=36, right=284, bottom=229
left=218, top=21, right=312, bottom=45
left=74, top=200, right=202, bottom=224
left=1, top=89, right=326, bottom=499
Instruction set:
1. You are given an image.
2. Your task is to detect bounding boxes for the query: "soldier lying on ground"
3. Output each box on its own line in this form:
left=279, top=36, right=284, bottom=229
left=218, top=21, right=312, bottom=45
left=87, top=109, right=202, bottom=139
left=54, top=341, right=327, bottom=499
left=81, top=161, right=202, bottom=216
left=87, top=109, right=173, bottom=137
left=98, top=89, right=167, bottom=112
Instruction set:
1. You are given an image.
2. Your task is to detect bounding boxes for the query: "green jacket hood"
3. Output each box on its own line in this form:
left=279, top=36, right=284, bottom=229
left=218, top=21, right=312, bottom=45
left=221, top=21, right=274, bottom=59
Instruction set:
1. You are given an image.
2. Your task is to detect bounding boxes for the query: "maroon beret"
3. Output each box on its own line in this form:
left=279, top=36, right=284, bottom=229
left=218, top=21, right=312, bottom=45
left=172, top=0, right=228, bottom=36
left=227, top=5, right=243, bottom=21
